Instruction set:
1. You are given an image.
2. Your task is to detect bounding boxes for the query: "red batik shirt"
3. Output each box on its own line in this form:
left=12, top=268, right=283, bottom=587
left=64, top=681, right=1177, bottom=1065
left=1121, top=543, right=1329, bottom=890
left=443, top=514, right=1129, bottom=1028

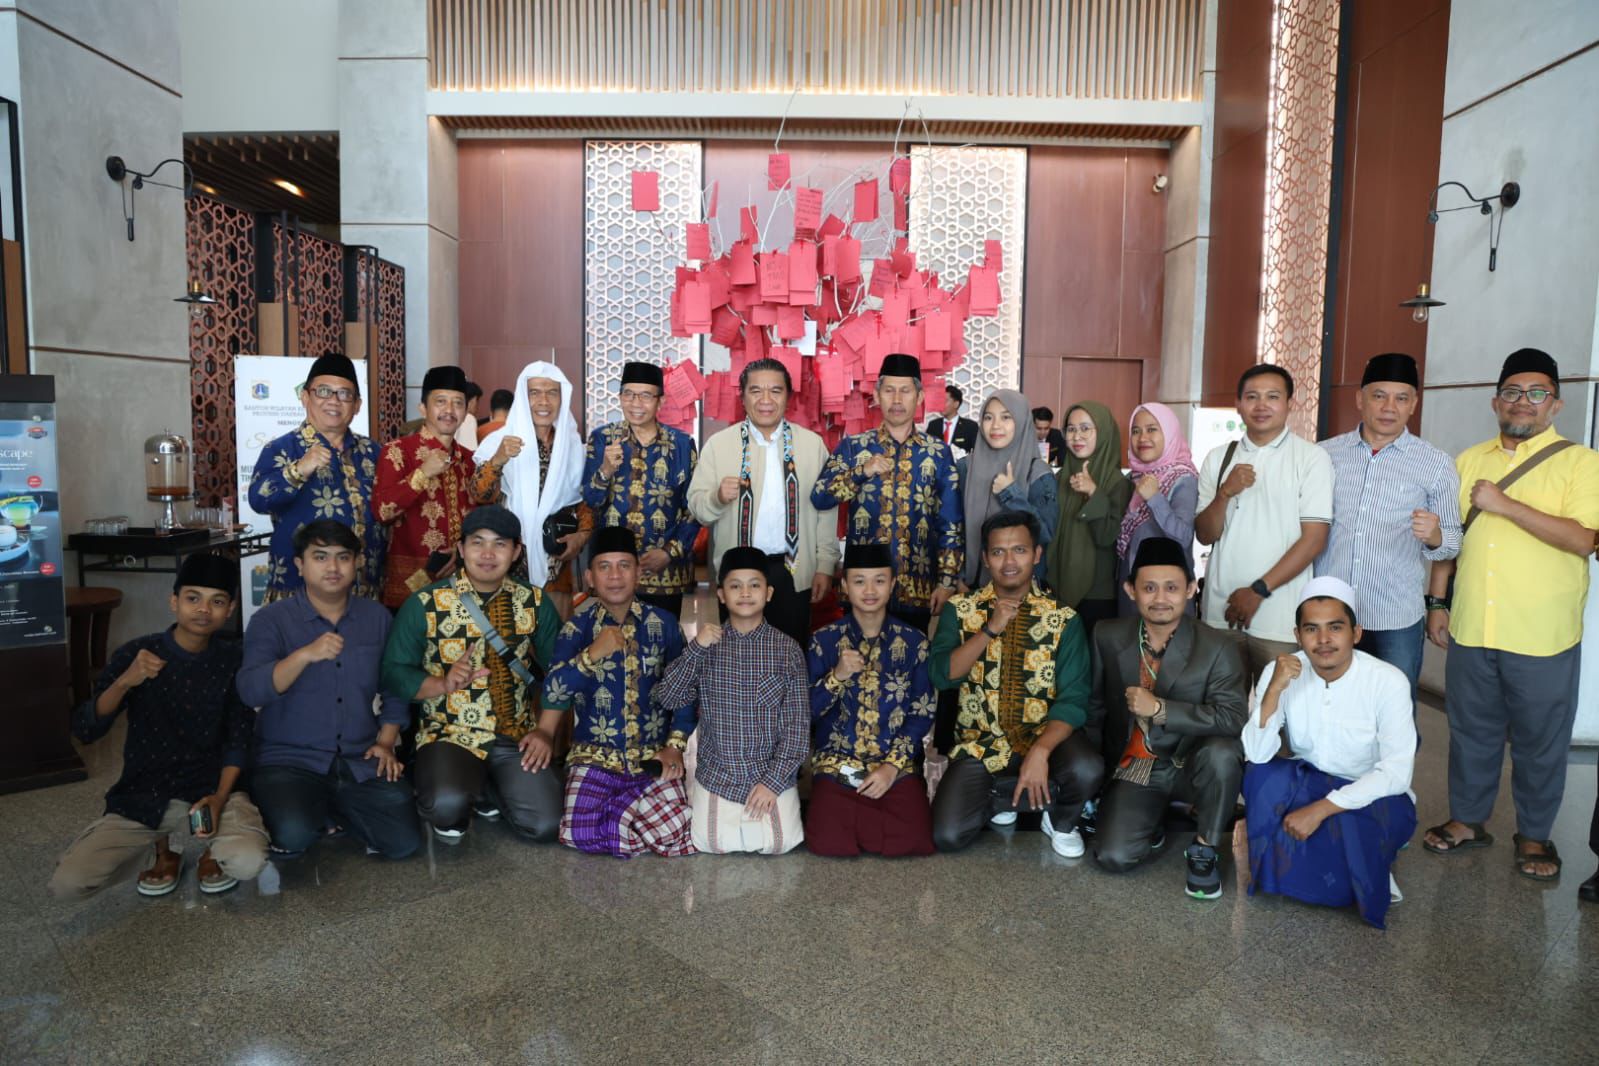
left=372, top=428, right=477, bottom=609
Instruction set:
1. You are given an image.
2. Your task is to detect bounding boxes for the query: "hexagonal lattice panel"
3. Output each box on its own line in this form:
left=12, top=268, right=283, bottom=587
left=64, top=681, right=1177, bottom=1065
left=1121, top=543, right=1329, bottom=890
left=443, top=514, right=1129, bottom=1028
left=583, top=141, right=703, bottom=427
left=186, top=196, right=257, bottom=507
left=1260, top=0, right=1339, bottom=438
left=272, top=222, right=347, bottom=360
left=909, top=146, right=1026, bottom=403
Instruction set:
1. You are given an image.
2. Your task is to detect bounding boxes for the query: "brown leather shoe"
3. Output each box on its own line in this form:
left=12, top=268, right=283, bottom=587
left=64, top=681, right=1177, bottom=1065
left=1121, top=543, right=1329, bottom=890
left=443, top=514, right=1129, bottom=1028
left=196, top=849, right=238, bottom=895
left=136, top=844, right=181, bottom=897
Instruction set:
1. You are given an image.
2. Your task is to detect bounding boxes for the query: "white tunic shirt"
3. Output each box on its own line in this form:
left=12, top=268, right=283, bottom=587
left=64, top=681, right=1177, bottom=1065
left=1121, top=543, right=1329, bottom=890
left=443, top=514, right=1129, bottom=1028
left=1198, top=428, right=1333, bottom=642
left=746, top=420, right=789, bottom=556
left=1243, top=649, right=1416, bottom=810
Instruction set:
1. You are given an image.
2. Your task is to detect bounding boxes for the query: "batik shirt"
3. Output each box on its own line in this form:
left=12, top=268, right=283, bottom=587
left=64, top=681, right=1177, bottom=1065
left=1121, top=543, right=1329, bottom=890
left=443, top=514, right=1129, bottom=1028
left=930, top=583, right=1091, bottom=771
left=811, top=426, right=962, bottom=613
left=248, top=422, right=386, bottom=601
left=808, top=615, right=935, bottom=782
left=380, top=572, right=561, bottom=758
left=541, top=597, right=694, bottom=774
left=581, top=423, right=700, bottom=596
left=371, top=428, right=477, bottom=609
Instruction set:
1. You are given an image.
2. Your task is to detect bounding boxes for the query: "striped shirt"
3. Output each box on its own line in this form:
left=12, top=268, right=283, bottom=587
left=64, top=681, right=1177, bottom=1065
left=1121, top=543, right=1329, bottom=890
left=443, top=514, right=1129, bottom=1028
left=1316, top=427, right=1461, bottom=630
left=653, top=620, right=810, bottom=803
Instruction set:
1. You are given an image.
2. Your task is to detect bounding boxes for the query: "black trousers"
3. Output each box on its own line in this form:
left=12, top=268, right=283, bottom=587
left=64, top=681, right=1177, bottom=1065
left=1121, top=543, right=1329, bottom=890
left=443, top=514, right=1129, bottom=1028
left=719, top=553, right=812, bottom=649
left=251, top=760, right=422, bottom=860
left=413, top=738, right=563, bottom=843
left=638, top=591, right=685, bottom=620
left=1093, top=736, right=1243, bottom=873
left=931, top=732, right=1104, bottom=853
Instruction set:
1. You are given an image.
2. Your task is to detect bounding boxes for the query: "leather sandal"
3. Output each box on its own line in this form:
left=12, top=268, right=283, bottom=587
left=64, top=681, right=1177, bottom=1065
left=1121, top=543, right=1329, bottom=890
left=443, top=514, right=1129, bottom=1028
left=136, top=845, right=181, bottom=897
left=1512, top=834, right=1561, bottom=882
left=197, top=849, right=238, bottom=895
left=1421, top=821, right=1492, bottom=854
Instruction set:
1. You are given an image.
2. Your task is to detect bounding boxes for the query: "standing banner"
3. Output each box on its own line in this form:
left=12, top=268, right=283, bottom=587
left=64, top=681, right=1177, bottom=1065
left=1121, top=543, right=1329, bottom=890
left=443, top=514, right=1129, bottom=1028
left=234, top=356, right=368, bottom=626
left=0, top=376, right=64, bottom=648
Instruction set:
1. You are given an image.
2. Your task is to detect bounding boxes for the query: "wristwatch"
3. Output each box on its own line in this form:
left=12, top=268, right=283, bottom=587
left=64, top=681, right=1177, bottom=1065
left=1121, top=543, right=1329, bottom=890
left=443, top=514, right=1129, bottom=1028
left=1249, top=578, right=1271, bottom=598
left=1425, top=595, right=1451, bottom=612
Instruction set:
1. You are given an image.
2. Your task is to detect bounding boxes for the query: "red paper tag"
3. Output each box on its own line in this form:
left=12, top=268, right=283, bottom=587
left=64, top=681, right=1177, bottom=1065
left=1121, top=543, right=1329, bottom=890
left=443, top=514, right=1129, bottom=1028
left=741, top=206, right=760, bottom=243
left=853, top=180, right=878, bottom=222
left=793, top=187, right=823, bottom=234
left=685, top=222, right=711, bottom=261
left=631, top=170, right=660, bottom=212
left=768, top=153, right=791, bottom=190
left=730, top=241, right=757, bottom=285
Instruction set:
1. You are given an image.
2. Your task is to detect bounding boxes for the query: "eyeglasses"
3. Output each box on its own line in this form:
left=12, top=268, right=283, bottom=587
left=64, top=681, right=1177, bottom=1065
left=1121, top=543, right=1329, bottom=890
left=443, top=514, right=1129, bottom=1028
left=310, top=385, right=358, bottom=403
left=1496, top=386, right=1554, bottom=405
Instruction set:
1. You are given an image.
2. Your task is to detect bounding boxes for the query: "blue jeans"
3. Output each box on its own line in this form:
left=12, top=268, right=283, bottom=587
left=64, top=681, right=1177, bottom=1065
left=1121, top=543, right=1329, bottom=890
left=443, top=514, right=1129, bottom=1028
left=1356, top=619, right=1424, bottom=699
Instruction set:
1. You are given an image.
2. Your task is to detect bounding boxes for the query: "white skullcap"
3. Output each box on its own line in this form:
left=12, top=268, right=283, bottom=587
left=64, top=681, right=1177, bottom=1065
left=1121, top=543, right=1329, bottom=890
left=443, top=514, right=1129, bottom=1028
left=1297, top=575, right=1359, bottom=614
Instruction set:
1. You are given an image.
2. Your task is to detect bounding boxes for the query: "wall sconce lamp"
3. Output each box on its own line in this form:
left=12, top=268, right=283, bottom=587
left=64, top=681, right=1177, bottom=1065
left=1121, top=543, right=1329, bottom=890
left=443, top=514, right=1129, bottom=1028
left=174, top=278, right=218, bottom=318
left=105, top=155, right=193, bottom=242
left=1401, top=180, right=1521, bottom=321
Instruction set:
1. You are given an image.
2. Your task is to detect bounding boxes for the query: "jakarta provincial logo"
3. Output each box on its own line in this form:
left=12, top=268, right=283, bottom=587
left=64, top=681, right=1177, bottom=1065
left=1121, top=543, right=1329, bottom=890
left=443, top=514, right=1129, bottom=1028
left=25, top=425, right=46, bottom=439
left=252, top=381, right=270, bottom=400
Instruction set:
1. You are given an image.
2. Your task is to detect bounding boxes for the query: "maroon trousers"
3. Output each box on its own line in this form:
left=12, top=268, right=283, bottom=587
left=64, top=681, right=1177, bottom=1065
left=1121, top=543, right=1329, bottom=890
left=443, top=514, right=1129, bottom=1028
left=804, top=774, right=935, bottom=858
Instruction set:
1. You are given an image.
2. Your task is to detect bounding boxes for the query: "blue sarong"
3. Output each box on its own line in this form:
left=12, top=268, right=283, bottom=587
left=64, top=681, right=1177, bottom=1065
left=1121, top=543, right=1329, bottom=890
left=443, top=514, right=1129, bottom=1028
left=1242, top=757, right=1416, bottom=929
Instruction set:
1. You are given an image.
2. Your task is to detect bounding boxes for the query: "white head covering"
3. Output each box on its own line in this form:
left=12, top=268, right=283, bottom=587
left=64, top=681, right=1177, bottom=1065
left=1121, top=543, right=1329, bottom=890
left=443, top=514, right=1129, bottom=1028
left=474, top=361, right=583, bottom=585
left=1297, top=575, right=1359, bottom=615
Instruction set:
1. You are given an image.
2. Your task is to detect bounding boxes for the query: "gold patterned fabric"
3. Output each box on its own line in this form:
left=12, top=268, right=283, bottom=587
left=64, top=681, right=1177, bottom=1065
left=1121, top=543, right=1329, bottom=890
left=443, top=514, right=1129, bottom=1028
left=930, top=583, right=1089, bottom=773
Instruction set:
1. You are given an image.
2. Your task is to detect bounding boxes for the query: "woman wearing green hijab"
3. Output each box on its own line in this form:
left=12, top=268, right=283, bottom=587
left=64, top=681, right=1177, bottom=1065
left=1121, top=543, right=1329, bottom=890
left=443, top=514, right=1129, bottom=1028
left=1047, top=401, right=1131, bottom=634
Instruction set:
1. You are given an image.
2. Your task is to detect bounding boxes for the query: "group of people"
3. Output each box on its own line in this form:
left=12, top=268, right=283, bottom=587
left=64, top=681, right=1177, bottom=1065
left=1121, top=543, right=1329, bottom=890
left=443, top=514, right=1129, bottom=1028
left=49, top=344, right=1599, bottom=929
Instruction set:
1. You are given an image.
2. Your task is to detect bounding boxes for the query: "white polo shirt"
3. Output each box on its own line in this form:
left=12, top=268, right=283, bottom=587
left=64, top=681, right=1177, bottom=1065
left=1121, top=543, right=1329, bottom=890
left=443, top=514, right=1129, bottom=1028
left=1197, top=427, right=1333, bottom=642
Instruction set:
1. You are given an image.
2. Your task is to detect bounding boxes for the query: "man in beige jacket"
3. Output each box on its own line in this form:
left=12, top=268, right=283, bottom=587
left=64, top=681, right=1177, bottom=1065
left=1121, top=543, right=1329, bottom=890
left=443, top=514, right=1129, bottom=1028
left=688, top=357, right=839, bottom=649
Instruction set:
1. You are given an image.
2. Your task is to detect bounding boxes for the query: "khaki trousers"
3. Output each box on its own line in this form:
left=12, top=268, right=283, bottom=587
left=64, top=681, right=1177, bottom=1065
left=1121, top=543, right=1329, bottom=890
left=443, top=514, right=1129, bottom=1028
left=49, top=794, right=269, bottom=899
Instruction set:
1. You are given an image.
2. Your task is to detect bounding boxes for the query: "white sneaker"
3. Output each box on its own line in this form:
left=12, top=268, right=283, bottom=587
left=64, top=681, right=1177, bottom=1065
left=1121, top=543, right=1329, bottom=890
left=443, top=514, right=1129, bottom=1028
left=1389, top=873, right=1403, bottom=904
left=432, top=824, right=466, bottom=843
left=989, top=810, right=1018, bottom=827
left=1041, top=811, right=1085, bottom=858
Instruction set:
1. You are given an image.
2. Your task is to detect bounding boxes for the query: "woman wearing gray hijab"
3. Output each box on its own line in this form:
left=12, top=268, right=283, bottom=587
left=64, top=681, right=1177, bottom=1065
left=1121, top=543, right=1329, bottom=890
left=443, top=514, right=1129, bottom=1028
left=957, top=388, right=1058, bottom=588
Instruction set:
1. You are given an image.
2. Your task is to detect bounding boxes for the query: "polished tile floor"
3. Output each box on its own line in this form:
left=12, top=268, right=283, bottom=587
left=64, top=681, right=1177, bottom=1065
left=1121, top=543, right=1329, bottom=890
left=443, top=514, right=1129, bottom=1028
left=4, top=686, right=1596, bottom=1064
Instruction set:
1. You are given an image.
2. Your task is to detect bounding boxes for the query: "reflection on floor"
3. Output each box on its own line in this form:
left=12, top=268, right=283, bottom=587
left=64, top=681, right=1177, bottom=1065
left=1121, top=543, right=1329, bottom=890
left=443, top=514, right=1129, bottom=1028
left=3, top=599, right=1595, bottom=1063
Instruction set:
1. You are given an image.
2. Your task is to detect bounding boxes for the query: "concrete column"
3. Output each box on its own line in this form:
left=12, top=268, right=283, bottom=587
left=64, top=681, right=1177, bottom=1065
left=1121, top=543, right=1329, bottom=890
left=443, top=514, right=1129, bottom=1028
left=337, top=0, right=458, bottom=407
left=1158, top=0, right=1218, bottom=434
left=4, top=1, right=191, bottom=644
left=1419, top=3, right=1599, bottom=726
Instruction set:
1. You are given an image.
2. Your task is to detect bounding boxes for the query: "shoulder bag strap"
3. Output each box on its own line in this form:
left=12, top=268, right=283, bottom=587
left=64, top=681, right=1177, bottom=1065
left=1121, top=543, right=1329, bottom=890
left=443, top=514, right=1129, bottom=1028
left=457, top=589, right=542, bottom=686
left=1461, top=439, right=1576, bottom=536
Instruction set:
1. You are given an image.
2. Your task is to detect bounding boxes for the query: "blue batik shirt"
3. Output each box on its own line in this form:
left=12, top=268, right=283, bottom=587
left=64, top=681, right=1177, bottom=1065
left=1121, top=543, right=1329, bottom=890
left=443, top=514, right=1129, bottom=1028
left=807, top=613, right=936, bottom=782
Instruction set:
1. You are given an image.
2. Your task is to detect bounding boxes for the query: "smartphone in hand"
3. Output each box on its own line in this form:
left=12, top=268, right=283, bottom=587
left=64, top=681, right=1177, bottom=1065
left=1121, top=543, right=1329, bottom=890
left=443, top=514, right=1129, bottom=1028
left=189, top=805, right=213, bottom=835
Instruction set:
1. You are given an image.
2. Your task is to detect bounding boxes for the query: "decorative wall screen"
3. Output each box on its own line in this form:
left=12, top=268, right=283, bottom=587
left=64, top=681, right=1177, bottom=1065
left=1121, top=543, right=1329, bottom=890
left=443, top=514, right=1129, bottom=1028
left=1259, top=0, right=1340, bottom=438
left=186, top=196, right=257, bottom=507
left=582, top=140, right=703, bottom=426
left=909, top=145, right=1027, bottom=403
left=272, top=222, right=347, bottom=360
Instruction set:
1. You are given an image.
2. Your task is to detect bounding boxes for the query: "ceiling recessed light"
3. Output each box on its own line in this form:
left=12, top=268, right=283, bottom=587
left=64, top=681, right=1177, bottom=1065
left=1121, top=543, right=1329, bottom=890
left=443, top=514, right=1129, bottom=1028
left=272, top=179, right=305, bottom=197
left=195, top=182, right=218, bottom=195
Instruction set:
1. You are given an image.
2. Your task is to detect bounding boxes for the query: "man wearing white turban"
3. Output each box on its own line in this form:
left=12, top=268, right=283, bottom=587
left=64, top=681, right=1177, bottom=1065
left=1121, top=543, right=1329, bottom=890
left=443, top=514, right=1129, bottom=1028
left=473, top=362, right=590, bottom=616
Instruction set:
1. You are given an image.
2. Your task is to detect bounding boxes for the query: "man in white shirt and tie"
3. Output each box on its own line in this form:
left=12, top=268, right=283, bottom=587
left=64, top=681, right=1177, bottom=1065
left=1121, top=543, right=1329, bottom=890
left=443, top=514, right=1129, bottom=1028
left=1240, top=576, right=1417, bottom=928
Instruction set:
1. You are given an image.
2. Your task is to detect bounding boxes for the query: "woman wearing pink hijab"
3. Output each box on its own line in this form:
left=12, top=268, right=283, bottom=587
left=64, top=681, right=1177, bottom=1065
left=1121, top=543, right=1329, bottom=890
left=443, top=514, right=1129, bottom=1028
left=1115, top=402, right=1199, bottom=616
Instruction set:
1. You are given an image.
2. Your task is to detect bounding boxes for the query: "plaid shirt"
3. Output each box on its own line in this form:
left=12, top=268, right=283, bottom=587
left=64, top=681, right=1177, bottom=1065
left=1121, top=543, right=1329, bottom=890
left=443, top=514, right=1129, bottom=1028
left=653, top=620, right=809, bottom=802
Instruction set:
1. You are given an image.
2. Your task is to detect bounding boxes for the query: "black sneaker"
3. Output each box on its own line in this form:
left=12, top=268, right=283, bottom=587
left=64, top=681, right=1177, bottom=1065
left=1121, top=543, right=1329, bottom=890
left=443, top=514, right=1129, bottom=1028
left=473, top=799, right=501, bottom=821
left=1077, top=799, right=1098, bottom=839
left=1185, top=842, right=1221, bottom=899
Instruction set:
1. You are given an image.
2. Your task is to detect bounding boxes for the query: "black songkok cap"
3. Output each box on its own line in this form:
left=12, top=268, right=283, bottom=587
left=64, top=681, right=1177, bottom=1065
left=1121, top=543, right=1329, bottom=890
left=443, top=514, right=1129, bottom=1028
left=1130, top=536, right=1192, bottom=580
left=589, top=526, right=638, bottom=559
left=842, top=542, right=895, bottom=573
left=461, top=504, right=521, bottom=543
left=1497, top=347, right=1559, bottom=389
left=718, top=546, right=769, bottom=584
left=878, top=353, right=922, bottom=381
left=621, top=361, right=665, bottom=390
left=306, top=353, right=360, bottom=392
left=174, top=552, right=238, bottom=596
left=1360, top=352, right=1419, bottom=389
left=422, top=365, right=469, bottom=399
